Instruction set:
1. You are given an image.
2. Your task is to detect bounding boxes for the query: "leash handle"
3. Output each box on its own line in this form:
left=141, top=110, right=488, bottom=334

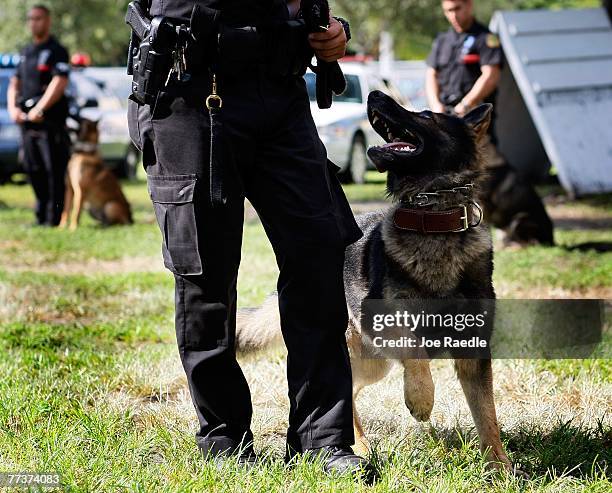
left=207, top=72, right=226, bottom=206
left=206, top=73, right=223, bottom=110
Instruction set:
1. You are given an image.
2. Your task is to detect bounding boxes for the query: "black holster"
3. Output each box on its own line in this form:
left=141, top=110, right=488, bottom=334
left=125, top=1, right=220, bottom=106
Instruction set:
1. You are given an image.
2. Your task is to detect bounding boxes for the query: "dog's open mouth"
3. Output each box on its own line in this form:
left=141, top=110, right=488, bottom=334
left=370, top=109, right=422, bottom=154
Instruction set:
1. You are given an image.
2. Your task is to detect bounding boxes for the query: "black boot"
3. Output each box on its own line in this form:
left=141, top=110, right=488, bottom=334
left=286, top=444, right=377, bottom=482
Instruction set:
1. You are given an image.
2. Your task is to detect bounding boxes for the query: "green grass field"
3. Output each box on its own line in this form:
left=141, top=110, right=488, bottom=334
left=0, top=174, right=610, bottom=492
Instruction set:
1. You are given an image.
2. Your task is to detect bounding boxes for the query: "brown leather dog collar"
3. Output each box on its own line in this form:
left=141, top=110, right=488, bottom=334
left=72, top=142, right=98, bottom=154
left=393, top=204, right=479, bottom=233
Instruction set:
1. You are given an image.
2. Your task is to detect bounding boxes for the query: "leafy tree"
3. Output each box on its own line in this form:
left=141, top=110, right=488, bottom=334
left=0, top=0, right=131, bottom=66
left=0, top=0, right=603, bottom=64
left=333, top=0, right=602, bottom=59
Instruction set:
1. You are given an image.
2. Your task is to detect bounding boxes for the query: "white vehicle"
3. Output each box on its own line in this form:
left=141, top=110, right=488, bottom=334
left=305, top=62, right=400, bottom=184
left=81, top=67, right=140, bottom=178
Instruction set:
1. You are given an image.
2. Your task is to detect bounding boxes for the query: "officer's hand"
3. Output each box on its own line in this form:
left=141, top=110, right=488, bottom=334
left=308, top=17, right=346, bottom=62
left=453, top=101, right=469, bottom=117
left=10, top=109, right=27, bottom=124
left=431, top=102, right=445, bottom=114
left=27, top=107, right=44, bottom=124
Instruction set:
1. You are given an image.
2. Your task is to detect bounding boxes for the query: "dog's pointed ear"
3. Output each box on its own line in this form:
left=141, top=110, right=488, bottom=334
left=463, top=103, right=493, bottom=141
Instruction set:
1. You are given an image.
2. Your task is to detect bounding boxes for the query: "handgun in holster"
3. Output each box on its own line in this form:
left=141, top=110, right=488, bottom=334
left=125, top=1, right=179, bottom=106
left=125, top=1, right=220, bottom=106
left=300, top=0, right=346, bottom=109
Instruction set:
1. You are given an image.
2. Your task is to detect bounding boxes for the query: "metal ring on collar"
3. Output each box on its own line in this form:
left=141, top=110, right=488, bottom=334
left=470, top=200, right=483, bottom=227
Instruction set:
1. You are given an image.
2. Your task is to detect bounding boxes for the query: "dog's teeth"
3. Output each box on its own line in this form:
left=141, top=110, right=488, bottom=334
left=387, top=132, right=393, bottom=140
left=373, top=115, right=379, bottom=123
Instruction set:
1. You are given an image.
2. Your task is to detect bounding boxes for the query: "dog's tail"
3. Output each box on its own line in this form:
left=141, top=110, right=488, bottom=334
left=235, top=291, right=283, bottom=352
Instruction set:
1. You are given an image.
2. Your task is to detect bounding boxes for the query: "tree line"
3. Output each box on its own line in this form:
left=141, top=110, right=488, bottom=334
left=0, top=0, right=600, bottom=66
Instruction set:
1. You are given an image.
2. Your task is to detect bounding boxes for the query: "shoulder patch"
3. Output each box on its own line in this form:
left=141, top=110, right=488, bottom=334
left=55, top=62, right=70, bottom=73
left=486, top=33, right=500, bottom=48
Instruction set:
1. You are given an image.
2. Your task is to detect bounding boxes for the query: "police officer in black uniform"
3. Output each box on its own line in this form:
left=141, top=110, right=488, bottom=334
left=7, top=4, right=71, bottom=226
left=126, top=0, right=373, bottom=478
left=426, top=0, right=502, bottom=123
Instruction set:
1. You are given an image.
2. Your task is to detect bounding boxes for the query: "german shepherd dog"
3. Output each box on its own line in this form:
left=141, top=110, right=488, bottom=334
left=59, top=118, right=133, bottom=230
left=480, top=162, right=554, bottom=246
left=235, top=91, right=516, bottom=473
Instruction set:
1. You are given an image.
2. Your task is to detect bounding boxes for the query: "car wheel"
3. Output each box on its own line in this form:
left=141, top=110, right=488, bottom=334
left=122, top=144, right=140, bottom=180
left=344, top=133, right=368, bottom=185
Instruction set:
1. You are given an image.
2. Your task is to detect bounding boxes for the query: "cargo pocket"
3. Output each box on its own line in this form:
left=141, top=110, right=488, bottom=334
left=147, top=174, right=203, bottom=276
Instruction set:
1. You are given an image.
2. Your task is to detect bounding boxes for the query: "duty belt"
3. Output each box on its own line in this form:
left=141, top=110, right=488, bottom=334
left=190, top=21, right=311, bottom=77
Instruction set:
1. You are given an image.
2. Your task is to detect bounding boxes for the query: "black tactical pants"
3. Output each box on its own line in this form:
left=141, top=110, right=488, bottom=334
left=21, top=123, right=70, bottom=226
left=128, top=67, right=363, bottom=455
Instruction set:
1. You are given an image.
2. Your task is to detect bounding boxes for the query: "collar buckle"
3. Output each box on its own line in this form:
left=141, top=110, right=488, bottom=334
left=454, top=205, right=470, bottom=232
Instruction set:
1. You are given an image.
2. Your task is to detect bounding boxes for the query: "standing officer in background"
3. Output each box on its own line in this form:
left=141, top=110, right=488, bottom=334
left=126, top=0, right=373, bottom=480
left=426, top=0, right=501, bottom=122
left=7, top=4, right=71, bottom=227
left=426, top=0, right=503, bottom=163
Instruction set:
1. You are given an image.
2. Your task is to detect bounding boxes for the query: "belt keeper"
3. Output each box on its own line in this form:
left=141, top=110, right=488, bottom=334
left=418, top=210, right=426, bottom=234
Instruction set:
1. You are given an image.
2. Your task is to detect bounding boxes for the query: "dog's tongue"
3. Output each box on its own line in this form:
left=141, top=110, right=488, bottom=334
left=382, top=141, right=416, bottom=152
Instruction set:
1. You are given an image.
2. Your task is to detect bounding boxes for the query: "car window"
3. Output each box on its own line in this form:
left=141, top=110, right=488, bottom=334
left=102, top=78, right=132, bottom=102
left=304, top=73, right=363, bottom=104
left=85, top=69, right=132, bottom=103
left=68, top=73, right=103, bottom=102
left=68, top=72, right=123, bottom=111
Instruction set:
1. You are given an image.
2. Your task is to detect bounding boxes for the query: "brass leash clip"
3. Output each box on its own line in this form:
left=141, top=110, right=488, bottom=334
left=206, top=73, right=222, bottom=110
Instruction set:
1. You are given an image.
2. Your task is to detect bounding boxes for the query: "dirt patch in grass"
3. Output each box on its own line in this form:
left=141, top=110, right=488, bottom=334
left=7, top=255, right=166, bottom=275
left=547, top=201, right=612, bottom=230
left=495, top=282, right=612, bottom=299
left=244, top=199, right=390, bottom=222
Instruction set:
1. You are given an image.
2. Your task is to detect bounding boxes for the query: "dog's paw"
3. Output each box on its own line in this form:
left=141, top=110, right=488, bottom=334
left=511, top=466, right=530, bottom=480
left=404, top=381, right=434, bottom=421
left=405, top=397, right=433, bottom=422
left=403, top=363, right=434, bottom=422
left=486, top=454, right=530, bottom=480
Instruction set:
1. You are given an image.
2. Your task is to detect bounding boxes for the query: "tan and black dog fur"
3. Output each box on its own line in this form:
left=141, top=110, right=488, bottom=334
left=235, top=91, right=517, bottom=473
left=59, top=119, right=133, bottom=230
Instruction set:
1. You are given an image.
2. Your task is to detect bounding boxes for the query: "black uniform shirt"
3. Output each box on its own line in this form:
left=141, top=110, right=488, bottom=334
left=15, top=35, right=70, bottom=122
left=426, top=20, right=502, bottom=106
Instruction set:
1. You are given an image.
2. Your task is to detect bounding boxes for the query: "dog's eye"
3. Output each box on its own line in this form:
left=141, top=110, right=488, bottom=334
left=420, top=111, right=434, bottom=119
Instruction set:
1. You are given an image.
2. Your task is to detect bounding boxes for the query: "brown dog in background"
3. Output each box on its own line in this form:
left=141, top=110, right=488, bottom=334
left=59, top=118, right=133, bottom=230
